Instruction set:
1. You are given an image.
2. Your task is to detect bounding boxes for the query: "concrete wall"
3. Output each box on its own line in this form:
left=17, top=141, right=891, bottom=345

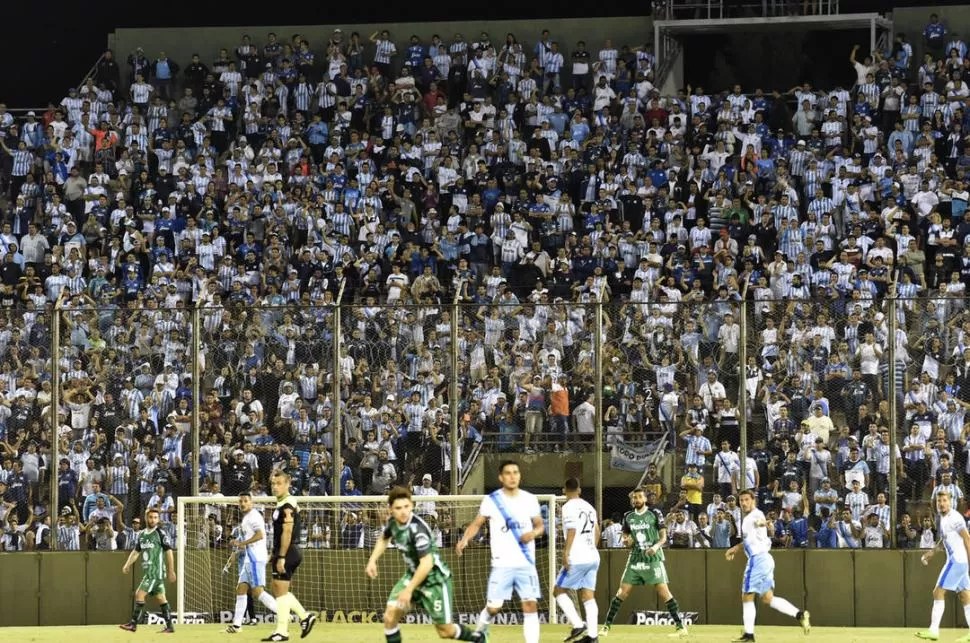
left=109, top=17, right=652, bottom=81
left=459, top=452, right=487, bottom=496
left=0, top=549, right=959, bottom=627
left=481, top=452, right=655, bottom=488
left=0, top=551, right=163, bottom=626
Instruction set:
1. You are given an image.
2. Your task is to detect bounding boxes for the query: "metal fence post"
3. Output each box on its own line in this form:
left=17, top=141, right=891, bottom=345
left=331, top=283, right=345, bottom=497
left=50, top=303, right=62, bottom=551
left=449, top=297, right=460, bottom=494
left=739, top=297, right=748, bottom=495
left=888, top=289, right=898, bottom=548
left=594, top=298, right=604, bottom=521
left=191, top=302, right=201, bottom=496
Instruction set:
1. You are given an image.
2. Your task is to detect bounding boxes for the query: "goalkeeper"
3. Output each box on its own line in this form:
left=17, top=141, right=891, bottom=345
left=366, top=486, right=485, bottom=643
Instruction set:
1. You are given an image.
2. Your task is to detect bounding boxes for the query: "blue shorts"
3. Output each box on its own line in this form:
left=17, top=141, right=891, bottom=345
left=238, top=552, right=267, bottom=588
left=938, top=560, right=970, bottom=592
left=742, top=553, right=775, bottom=596
left=487, top=565, right=542, bottom=604
left=555, top=562, right=599, bottom=591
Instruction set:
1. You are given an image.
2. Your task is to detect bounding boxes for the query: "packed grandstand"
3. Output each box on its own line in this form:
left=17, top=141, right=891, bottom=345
left=0, top=12, right=968, bottom=551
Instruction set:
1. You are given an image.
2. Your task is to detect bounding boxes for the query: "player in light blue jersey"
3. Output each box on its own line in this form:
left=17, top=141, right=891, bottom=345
left=457, top=461, right=544, bottom=643
left=917, top=489, right=970, bottom=641
left=227, top=492, right=278, bottom=633
left=554, top=478, right=601, bottom=643
left=725, top=490, right=810, bottom=642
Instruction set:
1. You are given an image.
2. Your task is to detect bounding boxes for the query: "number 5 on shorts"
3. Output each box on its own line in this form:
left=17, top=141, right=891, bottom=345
left=433, top=600, right=443, bottom=613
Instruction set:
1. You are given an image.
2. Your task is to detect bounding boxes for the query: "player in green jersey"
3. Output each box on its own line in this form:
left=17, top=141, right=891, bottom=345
left=119, top=508, right=176, bottom=633
left=366, top=486, right=485, bottom=643
left=600, top=487, right=687, bottom=638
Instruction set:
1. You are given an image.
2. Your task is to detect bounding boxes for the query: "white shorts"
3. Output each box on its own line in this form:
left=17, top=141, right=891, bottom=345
left=742, top=553, right=775, bottom=596
left=938, top=560, right=970, bottom=592
left=487, top=565, right=542, bottom=604
left=555, top=562, right=599, bottom=591
left=238, top=551, right=267, bottom=588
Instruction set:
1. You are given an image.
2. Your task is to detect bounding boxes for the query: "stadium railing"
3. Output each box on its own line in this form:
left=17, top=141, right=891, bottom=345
left=657, top=0, right=843, bottom=20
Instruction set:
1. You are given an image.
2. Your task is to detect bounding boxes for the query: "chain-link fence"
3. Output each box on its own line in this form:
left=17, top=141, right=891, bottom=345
left=43, top=296, right=947, bottom=549
left=197, top=301, right=334, bottom=501
left=336, top=302, right=457, bottom=495
left=740, top=296, right=905, bottom=549
left=455, top=300, right=598, bottom=456
left=52, top=303, right=198, bottom=550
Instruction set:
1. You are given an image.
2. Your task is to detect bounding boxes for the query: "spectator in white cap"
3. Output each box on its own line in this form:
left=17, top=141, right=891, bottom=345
left=411, top=472, right=439, bottom=518
left=223, top=447, right=253, bottom=496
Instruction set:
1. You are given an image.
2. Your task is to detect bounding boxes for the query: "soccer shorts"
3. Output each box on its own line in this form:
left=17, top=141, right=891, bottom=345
left=938, top=560, right=970, bottom=592
left=137, top=576, right=167, bottom=596
left=487, top=565, right=542, bottom=604
left=270, top=548, right=303, bottom=581
left=621, top=560, right=668, bottom=586
left=388, top=576, right=455, bottom=625
left=555, top=562, right=599, bottom=591
left=238, top=551, right=268, bottom=588
left=742, top=553, right=775, bottom=595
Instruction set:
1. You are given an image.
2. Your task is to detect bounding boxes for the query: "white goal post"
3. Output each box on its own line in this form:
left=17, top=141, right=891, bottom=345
left=176, top=494, right=563, bottom=627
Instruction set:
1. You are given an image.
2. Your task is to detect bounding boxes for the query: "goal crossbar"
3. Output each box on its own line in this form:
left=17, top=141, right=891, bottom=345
left=176, top=494, right=562, bottom=626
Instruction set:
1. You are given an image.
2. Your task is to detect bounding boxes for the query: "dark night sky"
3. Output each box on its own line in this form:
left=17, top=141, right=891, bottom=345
left=0, top=0, right=947, bottom=108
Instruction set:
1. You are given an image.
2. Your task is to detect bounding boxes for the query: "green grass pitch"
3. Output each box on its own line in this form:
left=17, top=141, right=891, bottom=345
left=0, top=624, right=954, bottom=642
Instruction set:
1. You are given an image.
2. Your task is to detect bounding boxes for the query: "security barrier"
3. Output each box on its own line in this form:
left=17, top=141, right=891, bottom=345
left=0, top=549, right=955, bottom=628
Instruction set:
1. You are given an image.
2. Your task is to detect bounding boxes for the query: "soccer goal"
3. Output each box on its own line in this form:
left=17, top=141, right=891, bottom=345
left=176, top=494, right=563, bottom=627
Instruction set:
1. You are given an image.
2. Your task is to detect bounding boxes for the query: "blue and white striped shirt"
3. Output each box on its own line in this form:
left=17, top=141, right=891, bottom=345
left=869, top=503, right=890, bottom=527
left=58, top=524, right=81, bottom=551
left=858, top=82, right=880, bottom=108
left=299, top=374, right=318, bottom=400
left=125, top=127, right=149, bottom=151
left=534, top=41, right=552, bottom=68
left=109, top=464, right=129, bottom=495
left=788, top=149, right=813, bottom=177
left=598, top=48, right=618, bottom=75
left=545, top=53, right=563, bottom=74
left=449, top=41, right=468, bottom=66
left=374, top=39, right=397, bottom=64
left=901, top=105, right=921, bottom=133
left=932, top=482, right=963, bottom=503
left=684, top=434, right=711, bottom=467
left=10, top=150, right=33, bottom=176
left=845, top=490, right=869, bottom=521
left=403, top=402, right=425, bottom=434
left=920, top=92, right=940, bottom=119
left=807, top=197, right=835, bottom=217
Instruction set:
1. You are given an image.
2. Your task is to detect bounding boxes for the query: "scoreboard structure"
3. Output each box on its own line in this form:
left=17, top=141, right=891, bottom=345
left=652, top=0, right=894, bottom=94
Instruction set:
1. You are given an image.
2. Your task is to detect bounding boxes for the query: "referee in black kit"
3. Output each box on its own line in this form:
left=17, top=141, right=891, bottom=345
left=262, top=470, right=317, bottom=641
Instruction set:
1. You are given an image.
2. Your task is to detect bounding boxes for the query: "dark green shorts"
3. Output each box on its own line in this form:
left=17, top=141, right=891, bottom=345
left=388, top=576, right=454, bottom=625
left=621, top=561, right=669, bottom=586
left=137, top=577, right=167, bottom=596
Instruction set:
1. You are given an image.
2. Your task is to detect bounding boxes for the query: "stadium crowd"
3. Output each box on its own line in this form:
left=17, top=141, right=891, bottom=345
left=0, top=12, right=970, bottom=553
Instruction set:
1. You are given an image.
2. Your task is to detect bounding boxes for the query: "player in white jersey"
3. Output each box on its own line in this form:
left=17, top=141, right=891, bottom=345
left=725, top=490, right=810, bottom=642
left=227, top=492, right=278, bottom=633
left=917, top=489, right=970, bottom=641
left=457, top=461, right=544, bottom=643
left=554, top=478, right=601, bottom=643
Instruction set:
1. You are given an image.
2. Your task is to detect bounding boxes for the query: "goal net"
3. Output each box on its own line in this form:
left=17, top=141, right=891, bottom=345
left=176, top=494, right=563, bottom=627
